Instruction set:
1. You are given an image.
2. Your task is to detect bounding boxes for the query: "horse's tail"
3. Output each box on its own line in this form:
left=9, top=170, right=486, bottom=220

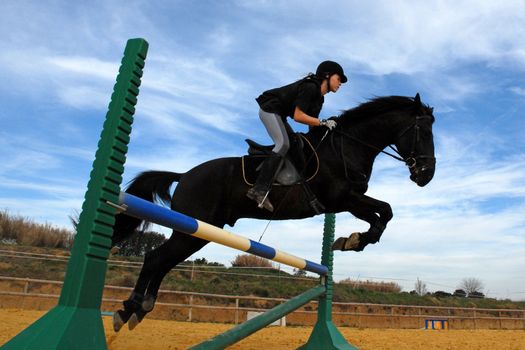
left=111, top=170, right=183, bottom=246
left=126, top=170, right=182, bottom=206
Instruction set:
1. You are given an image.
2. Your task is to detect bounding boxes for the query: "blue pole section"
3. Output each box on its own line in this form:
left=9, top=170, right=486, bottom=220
left=119, top=192, right=328, bottom=275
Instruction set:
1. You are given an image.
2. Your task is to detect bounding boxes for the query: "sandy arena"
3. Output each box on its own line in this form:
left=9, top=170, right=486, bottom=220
left=1, top=309, right=524, bottom=349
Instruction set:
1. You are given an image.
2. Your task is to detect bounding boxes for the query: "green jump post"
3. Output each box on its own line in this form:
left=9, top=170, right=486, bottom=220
left=0, top=38, right=148, bottom=350
left=189, top=285, right=326, bottom=350
left=299, top=213, right=358, bottom=350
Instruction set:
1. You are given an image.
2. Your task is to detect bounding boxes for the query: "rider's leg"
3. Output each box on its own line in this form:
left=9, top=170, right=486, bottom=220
left=247, top=109, right=289, bottom=211
left=259, top=109, right=290, bottom=157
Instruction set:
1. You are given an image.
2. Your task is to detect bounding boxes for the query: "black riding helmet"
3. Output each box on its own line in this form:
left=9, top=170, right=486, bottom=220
left=315, top=60, right=348, bottom=83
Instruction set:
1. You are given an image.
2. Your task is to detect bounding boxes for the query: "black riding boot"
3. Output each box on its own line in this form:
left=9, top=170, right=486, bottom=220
left=247, top=153, right=283, bottom=212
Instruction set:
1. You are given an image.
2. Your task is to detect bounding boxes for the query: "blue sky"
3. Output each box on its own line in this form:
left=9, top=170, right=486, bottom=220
left=1, top=1, right=524, bottom=300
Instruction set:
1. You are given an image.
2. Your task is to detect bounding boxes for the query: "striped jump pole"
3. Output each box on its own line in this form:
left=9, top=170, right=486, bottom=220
left=118, top=192, right=328, bottom=275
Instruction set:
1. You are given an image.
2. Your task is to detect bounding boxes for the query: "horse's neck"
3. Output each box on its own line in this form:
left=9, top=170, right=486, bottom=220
left=333, top=112, right=408, bottom=175
left=346, top=117, right=392, bottom=153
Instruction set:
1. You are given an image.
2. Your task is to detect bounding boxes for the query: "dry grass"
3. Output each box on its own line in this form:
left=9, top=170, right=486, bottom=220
left=0, top=210, right=74, bottom=249
left=340, top=278, right=403, bottom=293
left=230, top=254, right=275, bottom=268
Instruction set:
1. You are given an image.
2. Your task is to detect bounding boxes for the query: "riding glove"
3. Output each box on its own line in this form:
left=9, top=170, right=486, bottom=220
left=320, top=119, right=337, bottom=130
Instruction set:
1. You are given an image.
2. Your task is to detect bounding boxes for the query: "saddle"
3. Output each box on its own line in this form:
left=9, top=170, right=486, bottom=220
left=241, top=134, right=319, bottom=186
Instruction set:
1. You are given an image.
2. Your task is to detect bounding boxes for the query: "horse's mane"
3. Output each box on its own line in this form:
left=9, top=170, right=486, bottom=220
left=337, top=95, right=433, bottom=125
left=304, top=95, right=433, bottom=140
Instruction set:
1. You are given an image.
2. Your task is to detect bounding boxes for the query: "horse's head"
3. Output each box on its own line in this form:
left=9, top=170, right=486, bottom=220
left=393, top=93, right=436, bottom=187
left=321, top=94, right=436, bottom=188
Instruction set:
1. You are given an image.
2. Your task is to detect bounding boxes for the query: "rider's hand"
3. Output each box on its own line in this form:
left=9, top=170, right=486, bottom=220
left=320, top=119, right=337, bottom=130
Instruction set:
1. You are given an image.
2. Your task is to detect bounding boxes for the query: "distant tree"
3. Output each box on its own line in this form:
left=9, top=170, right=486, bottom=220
left=193, top=258, right=209, bottom=265
left=116, top=231, right=167, bottom=257
left=434, top=290, right=452, bottom=298
left=70, top=212, right=168, bottom=257
left=459, top=277, right=484, bottom=295
left=293, top=268, right=307, bottom=277
left=453, top=289, right=467, bottom=297
left=182, top=258, right=224, bottom=267
left=414, top=278, right=428, bottom=296
left=467, top=291, right=485, bottom=299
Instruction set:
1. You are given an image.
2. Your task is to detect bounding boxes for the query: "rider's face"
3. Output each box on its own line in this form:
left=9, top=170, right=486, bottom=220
left=329, top=74, right=342, bottom=93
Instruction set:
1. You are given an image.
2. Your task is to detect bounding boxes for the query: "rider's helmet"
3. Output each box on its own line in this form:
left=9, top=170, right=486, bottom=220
left=315, top=61, right=348, bottom=83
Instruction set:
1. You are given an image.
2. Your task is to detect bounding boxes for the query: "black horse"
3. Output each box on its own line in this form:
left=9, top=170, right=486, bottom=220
left=111, top=93, right=436, bottom=331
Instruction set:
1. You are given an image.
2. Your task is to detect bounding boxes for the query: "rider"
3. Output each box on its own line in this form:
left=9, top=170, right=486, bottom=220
left=247, top=60, right=348, bottom=212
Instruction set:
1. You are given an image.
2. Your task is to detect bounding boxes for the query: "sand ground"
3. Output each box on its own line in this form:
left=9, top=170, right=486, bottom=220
left=1, top=309, right=524, bottom=349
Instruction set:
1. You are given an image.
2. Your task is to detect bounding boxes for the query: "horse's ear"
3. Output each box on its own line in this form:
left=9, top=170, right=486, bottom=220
left=414, top=93, right=421, bottom=107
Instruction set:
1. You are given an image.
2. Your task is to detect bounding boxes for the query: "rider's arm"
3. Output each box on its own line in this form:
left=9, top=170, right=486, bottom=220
left=293, top=106, right=322, bottom=126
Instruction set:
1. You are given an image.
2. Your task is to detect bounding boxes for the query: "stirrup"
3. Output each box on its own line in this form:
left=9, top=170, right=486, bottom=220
left=247, top=188, right=274, bottom=212
left=257, top=190, right=273, bottom=211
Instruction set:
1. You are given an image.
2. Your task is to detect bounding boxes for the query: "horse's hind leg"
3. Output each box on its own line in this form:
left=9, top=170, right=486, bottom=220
left=117, top=232, right=209, bottom=331
left=113, top=260, right=151, bottom=331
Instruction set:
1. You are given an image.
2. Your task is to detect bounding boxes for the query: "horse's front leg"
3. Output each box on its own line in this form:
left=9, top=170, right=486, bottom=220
left=332, top=193, right=393, bottom=252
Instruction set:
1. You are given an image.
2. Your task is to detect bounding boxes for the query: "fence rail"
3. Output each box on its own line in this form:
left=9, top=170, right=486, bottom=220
left=0, top=249, right=314, bottom=281
left=1, top=276, right=524, bottom=329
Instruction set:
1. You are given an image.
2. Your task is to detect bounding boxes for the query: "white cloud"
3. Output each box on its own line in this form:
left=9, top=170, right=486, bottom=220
left=206, top=24, right=235, bottom=53
left=47, top=56, right=119, bottom=81
left=245, top=1, right=524, bottom=74
left=0, top=134, right=94, bottom=175
left=0, top=177, right=81, bottom=199
left=510, top=86, right=525, bottom=96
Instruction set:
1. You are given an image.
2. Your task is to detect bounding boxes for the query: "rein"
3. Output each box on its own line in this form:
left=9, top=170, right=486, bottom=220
left=334, top=129, right=406, bottom=162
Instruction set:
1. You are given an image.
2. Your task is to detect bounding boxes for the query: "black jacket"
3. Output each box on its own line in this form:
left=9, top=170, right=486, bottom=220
left=256, top=75, right=324, bottom=120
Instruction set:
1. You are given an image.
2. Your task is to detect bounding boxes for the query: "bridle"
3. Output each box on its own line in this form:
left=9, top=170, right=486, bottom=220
left=389, top=114, right=436, bottom=172
left=331, top=113, right=436, bottom=180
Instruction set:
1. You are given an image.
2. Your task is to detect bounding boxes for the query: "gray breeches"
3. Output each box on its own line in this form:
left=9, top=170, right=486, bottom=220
left=259, top=109, right=290, bottom=156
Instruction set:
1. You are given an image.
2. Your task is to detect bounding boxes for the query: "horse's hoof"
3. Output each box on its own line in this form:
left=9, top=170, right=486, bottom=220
left=128, top=313, right=140, bottom=331
left=113, top=311, right=125, bottom=332
left=332, top=237, right=347, bottom=251
left=142, top=295, right=156, bottom=312
left=345, top=232, right=362, bottom=250
left=332, top=233, right=363, bottom=251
